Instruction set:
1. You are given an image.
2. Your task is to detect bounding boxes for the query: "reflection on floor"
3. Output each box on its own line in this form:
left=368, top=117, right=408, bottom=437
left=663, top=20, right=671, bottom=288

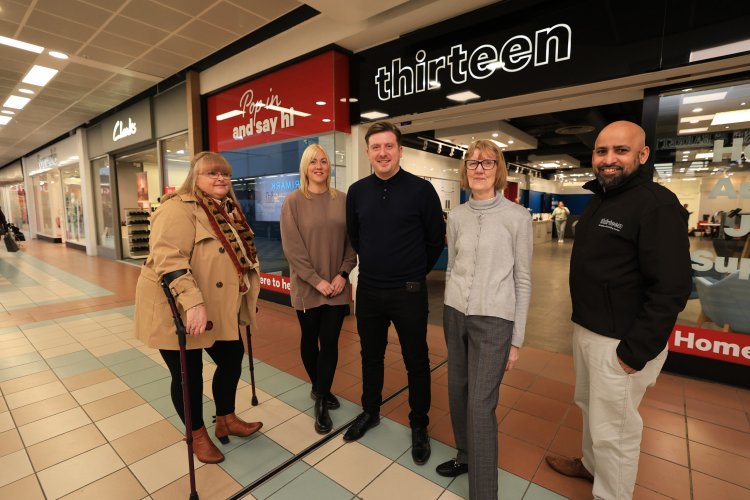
left=0, top=239, right=748, bottom=499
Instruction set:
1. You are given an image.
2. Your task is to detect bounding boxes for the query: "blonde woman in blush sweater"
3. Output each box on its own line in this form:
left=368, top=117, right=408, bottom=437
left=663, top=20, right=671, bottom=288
left=280, top=144, right=357, bottom=434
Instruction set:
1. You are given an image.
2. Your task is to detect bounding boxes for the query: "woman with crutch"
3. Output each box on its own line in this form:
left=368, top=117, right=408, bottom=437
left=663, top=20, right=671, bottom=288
left=280, top=143, right=357, bottom=434
left=134, top=151, right=263, bottom=464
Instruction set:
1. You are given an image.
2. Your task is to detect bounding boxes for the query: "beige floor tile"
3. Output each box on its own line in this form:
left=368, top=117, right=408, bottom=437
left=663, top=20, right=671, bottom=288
left=110, top=420, right=183, bottom=464
left=12, top=394, right=78, bottom=427
left=79, top=335, right=120, bottom=349
left=360, top=463, right=444, bottom=499
left=235, top=393, right=298, bottom=432
left=82, top=390, right=146, bottom=421
left=152, top=463, right=242, bottom=500
left=39, top=343, right=85, bottom=359
left=438, top=489, right=464, bottom=500
left=18, top=407, right=92, bottom=447
left=0, top=398, right=6, bottom=413
left=88, top=340, right=131, bottom=357
left=0, top=411, right=14, bottom=433
left=0, top=429, right=24, bottom=458
left=29, top=335, right=77, bottom=351
left=37, top=444, right=124, bottom=499
left=0, top=474, right=45, bottom=500
left=264, top=412, right=319, bottom=454
left=95, top=403, right=163, bottom=441
left=60, top=467, right=147, bottom=500
left=302, top=434, right=347, bottom=465
left=0, top=449, right=34, bottom=488
left=27, top=424, right=107, bottom=471
left=0, top=344, right=36, bottom=358
left=129, top=441, right=205, bottom=493
left=315, top=441, right=392, bottom=494
left=62, top=368, right=117, bottom=392
left=0, top=331, right=25, bottom=342
left=5, top=381, right=68, bottom=410
left=0, top=336, right=32, bottom=349
left=0, top=370, right=57, bottom=395
left=71, top=378, right=129, bottom=405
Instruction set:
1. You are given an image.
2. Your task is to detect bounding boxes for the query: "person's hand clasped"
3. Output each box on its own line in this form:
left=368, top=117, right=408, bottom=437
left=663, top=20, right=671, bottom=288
left=186, top=304, right=208, bottom=336
left=315, top=279, right=334, bottom=297
left=330, top=275, right=347, bottom=297
left=506, top=345, right=519, bottom=371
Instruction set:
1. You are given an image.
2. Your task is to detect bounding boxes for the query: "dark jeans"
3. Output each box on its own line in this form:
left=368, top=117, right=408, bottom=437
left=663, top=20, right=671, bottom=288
left=160, top=338, right=245, bottom=431
left=356, top=283, right=431, bottom=428
left=296, top=304, right=347, bottom=397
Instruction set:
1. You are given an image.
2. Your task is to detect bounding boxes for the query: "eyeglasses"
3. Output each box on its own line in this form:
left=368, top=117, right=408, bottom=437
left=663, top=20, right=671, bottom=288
left=464, top=159, right=497, bottom=170
left=200, top=171, right=231, bottom=179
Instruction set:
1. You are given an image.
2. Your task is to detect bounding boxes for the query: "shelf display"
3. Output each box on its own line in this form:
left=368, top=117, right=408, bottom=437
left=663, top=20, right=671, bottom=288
left=123, top=208, right=150, bottom=258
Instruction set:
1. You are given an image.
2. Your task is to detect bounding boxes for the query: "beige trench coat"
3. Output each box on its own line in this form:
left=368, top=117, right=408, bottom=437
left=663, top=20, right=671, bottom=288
left=134, top=192, right=260, bottom=350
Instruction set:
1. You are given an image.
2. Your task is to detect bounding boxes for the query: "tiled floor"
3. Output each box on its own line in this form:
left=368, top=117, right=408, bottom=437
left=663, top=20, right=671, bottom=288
left=0, top=240, right=748, bottom=499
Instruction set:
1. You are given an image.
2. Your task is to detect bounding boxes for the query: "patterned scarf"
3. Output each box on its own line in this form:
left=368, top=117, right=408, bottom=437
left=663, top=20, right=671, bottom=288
left=195, top=190, right=258, bottom=292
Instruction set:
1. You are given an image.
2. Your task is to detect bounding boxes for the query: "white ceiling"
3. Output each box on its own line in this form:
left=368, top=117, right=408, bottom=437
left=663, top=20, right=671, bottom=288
left=0, top=0, right=303, bottom=168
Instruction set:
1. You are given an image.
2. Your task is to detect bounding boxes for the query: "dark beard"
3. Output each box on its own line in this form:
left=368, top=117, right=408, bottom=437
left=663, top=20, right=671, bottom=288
left=596, top=168, right=634, bottom=191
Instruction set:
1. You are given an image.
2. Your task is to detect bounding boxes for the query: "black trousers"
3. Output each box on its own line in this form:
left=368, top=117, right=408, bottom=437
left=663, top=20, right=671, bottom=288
left=356, top=283, right=431, bottom=428
left=296, top=304, right=347, bottom=397
left=160, top=338, right=245, bottom=431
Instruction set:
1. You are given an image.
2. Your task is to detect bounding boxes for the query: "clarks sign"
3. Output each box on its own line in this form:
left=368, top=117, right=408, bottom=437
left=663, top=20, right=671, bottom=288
left=113, top=117, right=137, bottom=142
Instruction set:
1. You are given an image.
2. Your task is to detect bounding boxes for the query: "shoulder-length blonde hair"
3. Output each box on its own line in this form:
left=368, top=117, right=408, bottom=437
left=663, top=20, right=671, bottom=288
left=163, top=151, right=238, bottom=203
left=299, top=143, right=337, bottom=199
left=461, top=140, right=508, bottom=192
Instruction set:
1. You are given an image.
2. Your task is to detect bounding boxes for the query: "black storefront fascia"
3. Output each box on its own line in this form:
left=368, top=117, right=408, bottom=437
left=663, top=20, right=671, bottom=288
left=351, top=0, right=750, bottom=387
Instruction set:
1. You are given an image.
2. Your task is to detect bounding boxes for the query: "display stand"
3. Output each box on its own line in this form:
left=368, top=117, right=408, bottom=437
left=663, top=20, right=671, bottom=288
left=122, top=208, right=150, bottom=258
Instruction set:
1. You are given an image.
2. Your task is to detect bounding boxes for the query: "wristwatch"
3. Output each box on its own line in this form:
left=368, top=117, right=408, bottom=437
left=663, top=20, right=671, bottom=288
left=339, top=271, right=349, bottom=280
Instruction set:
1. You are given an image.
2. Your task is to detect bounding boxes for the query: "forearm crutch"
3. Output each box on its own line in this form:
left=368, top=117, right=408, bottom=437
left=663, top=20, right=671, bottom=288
left=244, top=325, right=259, bottom=406
left=160, top=270, right=199, bottom=500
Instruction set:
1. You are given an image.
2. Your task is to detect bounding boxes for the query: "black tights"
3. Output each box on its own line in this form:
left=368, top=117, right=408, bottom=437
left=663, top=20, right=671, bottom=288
left=296, top=304, right=347, bottom=397
left=160, top=339, right=245, bottom=431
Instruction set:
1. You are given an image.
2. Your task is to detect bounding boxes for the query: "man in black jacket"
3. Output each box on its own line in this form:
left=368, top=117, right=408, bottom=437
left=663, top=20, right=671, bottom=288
left=344, top=121, right=445, bottom=465
left=545, top=121, right=691, bottom=499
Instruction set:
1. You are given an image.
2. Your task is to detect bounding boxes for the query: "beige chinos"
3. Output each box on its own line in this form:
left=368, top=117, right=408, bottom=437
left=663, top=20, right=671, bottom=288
left=573, top=323, right=667, bottom=500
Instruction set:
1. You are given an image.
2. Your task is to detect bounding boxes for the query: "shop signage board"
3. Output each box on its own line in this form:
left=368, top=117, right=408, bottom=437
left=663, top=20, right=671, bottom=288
left=207, top=51, right=350, bottom=153
left=669, top=326, right=750, bottom=367
left=99, top=99, right=153, bottom=152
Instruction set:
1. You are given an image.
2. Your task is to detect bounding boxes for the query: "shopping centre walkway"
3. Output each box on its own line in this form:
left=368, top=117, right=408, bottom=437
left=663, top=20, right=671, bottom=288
left=0, top=240, right=748, bottom=499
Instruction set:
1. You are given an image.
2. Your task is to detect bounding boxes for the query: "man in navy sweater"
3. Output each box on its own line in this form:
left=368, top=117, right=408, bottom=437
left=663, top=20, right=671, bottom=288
left=344, top=121, right=445, bottom=465
left=546, top=121, right=691, bottom=499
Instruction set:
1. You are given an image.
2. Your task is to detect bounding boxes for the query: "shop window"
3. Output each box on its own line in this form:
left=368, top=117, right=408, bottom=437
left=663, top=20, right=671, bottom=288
left=61, top=165, right=84, bottom=244
left=91, top=157, right=115, bottom=249
left=32, top=169, right=62, bottom=238
left=162, top=133, right=191, bottom=197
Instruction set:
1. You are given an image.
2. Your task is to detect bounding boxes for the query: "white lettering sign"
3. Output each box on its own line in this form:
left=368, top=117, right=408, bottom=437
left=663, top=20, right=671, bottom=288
left=374, top=24, right=572, bottom=101
left=673, top=330, right=750, bottom=360
left=231, top=88, right=297, bottom=141
left=113, top=118, right=137, bottom=142
left=691, top=250, right=750, bottom=280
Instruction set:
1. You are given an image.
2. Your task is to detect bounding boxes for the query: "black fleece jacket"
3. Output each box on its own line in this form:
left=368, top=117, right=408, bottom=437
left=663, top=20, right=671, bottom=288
left=569, top=164, right=692, bottom=370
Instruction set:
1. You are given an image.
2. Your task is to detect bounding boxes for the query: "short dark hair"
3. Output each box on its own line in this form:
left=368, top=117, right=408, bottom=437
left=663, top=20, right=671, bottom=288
left=365, top=121, right=402, bottom=147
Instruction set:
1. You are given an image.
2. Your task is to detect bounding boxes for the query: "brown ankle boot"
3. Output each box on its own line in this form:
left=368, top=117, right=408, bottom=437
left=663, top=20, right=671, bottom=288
left=191, top=426, right=224, bottom=464
left=214, top=412, right=263, bottom=444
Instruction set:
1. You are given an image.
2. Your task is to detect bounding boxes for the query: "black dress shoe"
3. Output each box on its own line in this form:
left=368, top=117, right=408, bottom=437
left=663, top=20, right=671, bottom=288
left=314, top=397, right=332, bottom=434
left=436, top=458, right=468, bottom=477
left=310, top=390, right=341, bottom=409
left=343, top=412, right=379, bottom=442
left=411, top=427, right=431, bottom=465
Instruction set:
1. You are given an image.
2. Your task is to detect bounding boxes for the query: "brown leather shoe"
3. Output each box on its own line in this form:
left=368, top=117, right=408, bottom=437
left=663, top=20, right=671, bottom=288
left=545, top=456, right=594, bottom=482
left=191, top=426, right=224, bottom=464
left=215, top=412, right=263, bottom=444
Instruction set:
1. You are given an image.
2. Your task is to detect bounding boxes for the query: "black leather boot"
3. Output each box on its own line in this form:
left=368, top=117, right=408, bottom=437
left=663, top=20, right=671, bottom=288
left=314, top=396, right=332, bottom=434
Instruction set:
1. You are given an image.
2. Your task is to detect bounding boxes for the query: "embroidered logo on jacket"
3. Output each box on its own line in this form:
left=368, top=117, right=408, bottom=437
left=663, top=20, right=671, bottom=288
left=598, top=218, right=623, bottom=232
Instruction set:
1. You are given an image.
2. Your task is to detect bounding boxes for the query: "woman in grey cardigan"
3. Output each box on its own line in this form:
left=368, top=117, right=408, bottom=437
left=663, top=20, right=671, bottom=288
left=435, top=140, right=532, bottom=500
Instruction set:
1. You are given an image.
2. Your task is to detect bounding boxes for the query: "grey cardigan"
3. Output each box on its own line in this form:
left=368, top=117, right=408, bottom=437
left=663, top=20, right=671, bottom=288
left=444, top=193, right=533, bottom=346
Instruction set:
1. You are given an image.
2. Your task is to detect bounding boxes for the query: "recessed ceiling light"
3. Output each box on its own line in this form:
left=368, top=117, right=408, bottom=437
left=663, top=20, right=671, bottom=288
left=446, top=91, right=480, bottom=102
left=492, top=133, right=498, bottom=137
left=711, top=109, right=750, bottom=125
left=22, top=65, right=58, bottom=86
left=692, top=107, right=703, bottom=113
left=742, top=102, right=747, bottom=106
left=681, top=88, right=693, bottom=92
left=1, top=110, right=14, bottom=115
left=679, top=127, right=709, bottom=134
left=682, top=92, right=727, bottom=104
left=3, top=95, right=30, bottom=109
left=508, top=140, right=514, bottom=144
left=48, top=50, right=68, bottom=59
left=360, top=111, right=388, bottom=120
left=315, top=101, right=326, bottom=106
left=18, top=88, right=34, bottom=95
left=679, top=115, right=714, bottom=123
left=0, top=115, right=12, bottom=125
left=0, top=35, right=43, bottom=53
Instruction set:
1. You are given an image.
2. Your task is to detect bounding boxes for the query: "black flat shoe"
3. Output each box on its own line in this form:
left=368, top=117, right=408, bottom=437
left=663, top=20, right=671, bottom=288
left=314, top=397, right=332, bottom=434
left=436, top=458, right=468, bottom=477
left=411, top=426, right=431, bottom=465
left=310, top=390, right=341, bottom=409
left=343, top=412, right=379, bottom=442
